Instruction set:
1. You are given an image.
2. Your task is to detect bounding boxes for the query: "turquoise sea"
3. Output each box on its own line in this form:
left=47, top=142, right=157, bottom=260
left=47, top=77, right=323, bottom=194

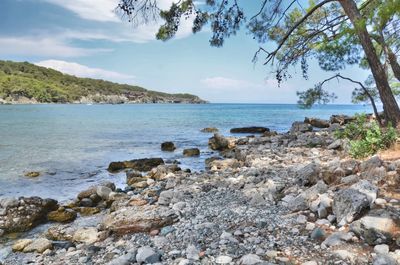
left=0, top=104, right=373, bottom=201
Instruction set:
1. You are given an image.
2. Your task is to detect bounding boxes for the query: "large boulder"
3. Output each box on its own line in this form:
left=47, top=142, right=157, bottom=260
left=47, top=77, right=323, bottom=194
left=296, top=162, right=320, bottom=186
left=290, top=122, right=313, bottom=134
left=230, top=127, right=269, bottom=134
left=288, top=181, right=328, bottom=212
left=208, top=134, right=234, bottom=151
left=350, top=209, right=400, bottom=245
left=332, top=189, right=370, bottom=226
left=0, top=197, right=58, bottom=233
left=161, top=142, right=176, bottom=152
left=102, top=205, right=178, bottom=235
left=108, top=158, right=164, bottom=172
left=304, top=117, right=330, bottom=128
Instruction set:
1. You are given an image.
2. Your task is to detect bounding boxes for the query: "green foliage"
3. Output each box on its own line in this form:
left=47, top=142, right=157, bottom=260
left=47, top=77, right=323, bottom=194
left=0, top=60, right=201, bottom=103
left=296, top=85, right=337, bottom=109
left=335, top=114, right=398, bottom=158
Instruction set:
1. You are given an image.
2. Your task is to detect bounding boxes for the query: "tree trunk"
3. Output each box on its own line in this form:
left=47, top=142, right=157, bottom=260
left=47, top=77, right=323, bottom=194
left=387, top=48, right=400, bottom=82
left=339, top=0, right=400, bottom=126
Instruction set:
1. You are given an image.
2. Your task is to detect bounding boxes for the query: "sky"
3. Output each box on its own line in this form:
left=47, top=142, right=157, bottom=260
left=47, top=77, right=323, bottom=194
left=0, top=0, right=371, bottom=103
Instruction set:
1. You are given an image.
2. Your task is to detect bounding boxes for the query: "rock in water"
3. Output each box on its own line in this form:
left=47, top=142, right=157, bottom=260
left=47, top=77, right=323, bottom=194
left=230, top=127, right=269, bottom=134
left=201, top=127, right=219, bottom=133
left=108, top=158, right=164, bottom=172
left=208, top=133, right=233, bottom=151
left=183, top=148, right=200, bottom=157
left=161, top=141, right=176, bottom=151
left=24, top=171, right=40, bottom=178
left=332, top=189, right=370, bottom=226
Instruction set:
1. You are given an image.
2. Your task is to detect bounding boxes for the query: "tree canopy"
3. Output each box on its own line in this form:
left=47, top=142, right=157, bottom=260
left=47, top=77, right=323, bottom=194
left=118, top=0, right=400, bottom=126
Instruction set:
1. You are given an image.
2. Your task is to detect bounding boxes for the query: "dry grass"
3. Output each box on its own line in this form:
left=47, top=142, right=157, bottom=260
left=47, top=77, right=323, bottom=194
left=378, top=142, right=400, bottom=161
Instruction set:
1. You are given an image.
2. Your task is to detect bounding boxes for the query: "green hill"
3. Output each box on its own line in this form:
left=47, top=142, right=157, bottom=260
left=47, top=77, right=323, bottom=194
left=0, top=60, right=206, bottom=104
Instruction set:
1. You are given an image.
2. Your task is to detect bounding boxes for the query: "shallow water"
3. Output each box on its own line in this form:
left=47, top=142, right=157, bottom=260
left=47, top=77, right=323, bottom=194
left=0, top=103, right=372, bottom=201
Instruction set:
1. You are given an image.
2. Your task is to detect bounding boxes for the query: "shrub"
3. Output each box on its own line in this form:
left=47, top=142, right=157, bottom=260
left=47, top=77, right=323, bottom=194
left=336, top=114, right=398, bottom=158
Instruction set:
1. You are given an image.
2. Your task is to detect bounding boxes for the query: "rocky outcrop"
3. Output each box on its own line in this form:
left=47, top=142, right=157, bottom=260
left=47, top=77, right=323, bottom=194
left=208, top=133, right=235, bottom=151
left=304, top=117, right=330, bottom=128
left=183, top=148, right=200, bottom=157
left=161, top=141, right=176, bottom=151
left=230, top=127, right=269, bottom=134
left=108, top=158, right=164, bottom=172
left=201, top=127, right=219, bottom=133
left=290, top=121, right=313, bottom=133
left=0, top=197, right=58, bottom=233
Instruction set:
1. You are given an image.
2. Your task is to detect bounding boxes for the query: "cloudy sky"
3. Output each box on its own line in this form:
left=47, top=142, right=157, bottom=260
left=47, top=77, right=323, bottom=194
left=0, top=0, right=369, bottom=103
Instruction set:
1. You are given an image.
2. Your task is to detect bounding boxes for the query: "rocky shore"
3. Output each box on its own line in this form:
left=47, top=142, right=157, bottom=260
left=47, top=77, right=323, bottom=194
left=1, top=115, right=399, bottom=265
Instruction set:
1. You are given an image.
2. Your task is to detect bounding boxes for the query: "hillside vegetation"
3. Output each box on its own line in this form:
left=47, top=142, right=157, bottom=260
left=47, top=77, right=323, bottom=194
left=0, top=60, right=205, bottom=104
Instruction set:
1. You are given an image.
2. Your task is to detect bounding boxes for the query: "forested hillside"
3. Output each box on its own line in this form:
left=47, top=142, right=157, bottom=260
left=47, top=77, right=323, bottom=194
left=0, top=60, right=205, bottom=104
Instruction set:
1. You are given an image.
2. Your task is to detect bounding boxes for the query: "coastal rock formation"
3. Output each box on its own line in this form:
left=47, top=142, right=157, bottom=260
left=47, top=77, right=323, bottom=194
left=3, top=115, right=400, bottom=264
left=230, top=127, right=270, bottom=134
left=183, top=148, right=200, bottom=157
left=208, top=133, right=235, bottom=151
left=0, top=197, right=58, bottom=233
left=161, top=141, right=176, bottom=151
left=304, top=117, right=330, bottom=128
left=290, top=121, right=313, bottom=133
left=108, top=158, right=164, bottom=172
left=201, top=127, right=219, bottom=133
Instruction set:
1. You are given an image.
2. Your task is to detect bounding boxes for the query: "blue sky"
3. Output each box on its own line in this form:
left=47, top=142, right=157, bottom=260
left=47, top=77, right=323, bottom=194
left=0, top=0, right=370, bottom=103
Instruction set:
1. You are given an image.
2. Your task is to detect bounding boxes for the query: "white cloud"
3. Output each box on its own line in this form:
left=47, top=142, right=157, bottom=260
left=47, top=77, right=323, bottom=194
left=43, top=0, right=120, bottom=22
left=201, top=77, right=265, bottom=90
left=0, top=37, right=111, bottom=57
left=35, top=60, right=135, bottom=84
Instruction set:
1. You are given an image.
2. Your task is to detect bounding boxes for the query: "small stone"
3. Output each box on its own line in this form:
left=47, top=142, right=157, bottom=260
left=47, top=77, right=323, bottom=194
left=215, top=255, right=232, bottom=264
left=150, top=229, right=159, bottom=236
left=239, top=254, right=262, bottom=265
left=136, top=246, right=161, bottom=264
left=297, top=215, right=307, bottom=224
left=302, top=261, right=318, bottom=265
left=374, top=244, right=389, bottom=255
left=266, top=250, right=278, bottom=258
left=375, top=198, right=387, bottom=206
left=24, top=171, right=40, bottom=178
left=310, top=227, right=326, bottom=241
left=186, top=245, right=199, bottom=261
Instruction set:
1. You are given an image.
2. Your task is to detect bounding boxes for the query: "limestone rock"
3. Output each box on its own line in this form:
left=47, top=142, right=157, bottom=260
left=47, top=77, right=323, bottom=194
left=230, top=127, right=269, bottom=134
left=47, top=208, right=77, bottom=223
left=102, top=205, right=178, bottom=235
left=108, top=158, right=164, bottom=172
left=183, top=148, right=200, bottom=157
left=332, top=188, right=370, bottom=226
left=22, top=238, right=52, bottom=253
left=161, top=141, right=176, bottom=151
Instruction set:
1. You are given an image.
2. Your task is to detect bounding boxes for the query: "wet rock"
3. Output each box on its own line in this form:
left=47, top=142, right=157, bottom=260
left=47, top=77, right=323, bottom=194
left=0, top=196, right=58, bottom=233
left=304, top=117, right=330, bottom=128
left=102, top=205, right=178, bottom=235
left=332, top=188, right=370, bottom=226
left=201, top=127, right=219, bottom=133
left=97, top=186, right=112, bottom=201
left=24, top=171, right=40, bottom=178
left=350, top=209, right=400, bottom=245
left=108, top=158, right=164, bottom=172
left=161, top=141, right=176, bottom=152
left=77, top=182, right=116, bottom=200
left=183, top=148, right=200, bottom=157
left=79, top=198, right=94, bottom=207
left=290, top=122, right=313, bottom=134
left=230, top=127, right=269, bottom=134
left=47, top=208, right=77, bottom=223
left=136, top=246, right=161, bottom=264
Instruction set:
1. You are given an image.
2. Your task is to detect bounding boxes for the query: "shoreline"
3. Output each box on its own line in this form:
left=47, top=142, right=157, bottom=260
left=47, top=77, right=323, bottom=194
left=1, top=114, right=399, bottom=264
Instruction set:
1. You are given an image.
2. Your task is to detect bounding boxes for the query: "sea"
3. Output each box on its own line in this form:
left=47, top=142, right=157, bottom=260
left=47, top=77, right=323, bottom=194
left=0, top=103, right=373, bottom=201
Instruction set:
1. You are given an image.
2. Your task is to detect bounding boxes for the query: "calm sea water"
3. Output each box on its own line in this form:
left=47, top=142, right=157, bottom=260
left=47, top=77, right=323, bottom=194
left=0, top=104, right=372, bottom=201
